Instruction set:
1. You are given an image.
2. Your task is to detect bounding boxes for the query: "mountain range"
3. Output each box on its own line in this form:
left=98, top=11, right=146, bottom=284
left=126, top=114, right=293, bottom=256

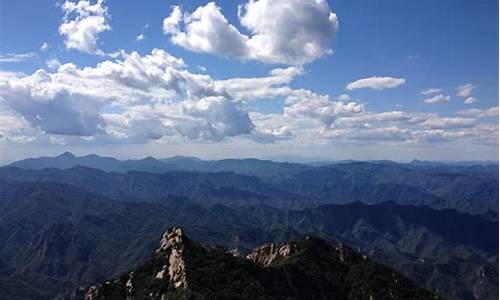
left=0, top=153, right=498, bottom=299
left=4, top=152, right=499, bottom=217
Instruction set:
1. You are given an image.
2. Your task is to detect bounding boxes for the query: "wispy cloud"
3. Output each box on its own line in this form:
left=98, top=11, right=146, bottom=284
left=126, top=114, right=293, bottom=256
left=0, top=52, right=37, bottom=63
left=457, top=83, right=476, bottom=98
left=406, top=54, right=421, bottom=60
left=423, top=94, right=451, bottom=104
left=40, top=42, right=49, bottom=51
left=135, top=34, right=145, bottom=42
left=421, top=88, right=441, bottom=96
left=457, top=84, right=479, bottom=104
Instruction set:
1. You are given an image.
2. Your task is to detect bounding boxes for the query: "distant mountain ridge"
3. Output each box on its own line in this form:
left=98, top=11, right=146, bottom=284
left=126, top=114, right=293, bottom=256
left=9, top=152, right=181, bottom=174
left=9, top=152, right=498, bottom=176
left=2, top=153, right=498, bottom=216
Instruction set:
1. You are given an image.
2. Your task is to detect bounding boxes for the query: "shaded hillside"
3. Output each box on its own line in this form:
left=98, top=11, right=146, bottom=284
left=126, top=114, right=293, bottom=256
left=0, top=162, right=497, bottom=217
left=0, top=180, right=496, bottom=300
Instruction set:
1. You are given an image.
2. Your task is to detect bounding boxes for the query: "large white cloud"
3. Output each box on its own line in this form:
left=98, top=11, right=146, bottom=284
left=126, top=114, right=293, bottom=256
left=59, top=0, right=111, bottom=55
left=162, top=0, right=338, bottom=65
left=346, top=76, right=405, bottom=91
left=0, top=48, right=497, bottom=150
left=0, top=49, right=268, bottom=142
left=0, top=69, right=106, bottom=136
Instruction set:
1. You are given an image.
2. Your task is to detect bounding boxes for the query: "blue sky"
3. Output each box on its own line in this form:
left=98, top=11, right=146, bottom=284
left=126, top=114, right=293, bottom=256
left=0, top=0, right=498, bottom=162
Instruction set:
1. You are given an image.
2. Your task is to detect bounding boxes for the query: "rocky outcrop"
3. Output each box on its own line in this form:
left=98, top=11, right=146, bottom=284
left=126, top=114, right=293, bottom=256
left=246, top=240, right=297, bottom=266
left=85, top=227, right=442, bottom=300
left=159, top=227, right=187, bottom=289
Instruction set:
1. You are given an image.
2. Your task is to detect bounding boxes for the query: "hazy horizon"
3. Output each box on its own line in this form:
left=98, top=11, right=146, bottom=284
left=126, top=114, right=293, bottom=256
left=3, top=150, right=499, bottom=166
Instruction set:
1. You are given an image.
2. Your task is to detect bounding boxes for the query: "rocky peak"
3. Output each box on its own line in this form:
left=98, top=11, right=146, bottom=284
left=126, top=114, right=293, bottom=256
left=157, top=227, right=184, bottom=252
left=85, top=228, right=442, bottom=300
left=156, top=227, right=187, bottom=289
left=85, top=227, right=190, bottom=300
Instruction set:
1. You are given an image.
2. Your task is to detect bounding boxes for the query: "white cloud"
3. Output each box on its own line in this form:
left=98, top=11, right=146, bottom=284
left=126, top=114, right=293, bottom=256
left=423, top=94, right=451, bottom=104
left=464, top=96, right=477, bottom=104
left=346, top=76, right=405, bottom=91
left=59, top=0, right=111, bottom=55
left=177, top=96, right=254, bottom=141
left=0, top=52, right=37, bottom=63
left=0, top=69, right=106, bottom=136
left=162, top=0, right=338, bottom=65
left=40, top=42, right=50, bottom=51
left=457, top=107, right=498, bottom=118
left=421, top=88, right=441, bottom=96
left=284, top=89, right=364, bottom=128
left=0, top=48, right=497, bottom=152
left=135, top=33, right=145, bottom=42
left=457, top=83, right=476, bottom=98
left=0, top=49, right=258, bottom=142
left=215, top=66, right=303, bottom=102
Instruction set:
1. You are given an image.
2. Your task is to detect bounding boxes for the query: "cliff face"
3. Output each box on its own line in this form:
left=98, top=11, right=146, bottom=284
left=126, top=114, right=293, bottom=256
left=85, top=227, right=190, bottom=300
left=85, top=227, right=442, bottom=300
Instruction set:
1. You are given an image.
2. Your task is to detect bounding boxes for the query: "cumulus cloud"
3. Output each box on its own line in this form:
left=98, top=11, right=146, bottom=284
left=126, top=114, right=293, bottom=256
left=423, top=94, right=451, bottom=104
left=0, top=49, right=261, bottom=142
left=177, top=96, right=254, bottom=141
left=346, top=76, right=405, bottom=91
left=0, top=48, right=496, bottom=150
left=162, top=0, right=338, bottom=65
left=59, top=0, right=111, bottom=55
left=0, top=69, right=106, bottom=136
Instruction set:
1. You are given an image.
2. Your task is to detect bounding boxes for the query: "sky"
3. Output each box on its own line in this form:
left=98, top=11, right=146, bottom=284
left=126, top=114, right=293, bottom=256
left=0, top=0, right=498, bottom=163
